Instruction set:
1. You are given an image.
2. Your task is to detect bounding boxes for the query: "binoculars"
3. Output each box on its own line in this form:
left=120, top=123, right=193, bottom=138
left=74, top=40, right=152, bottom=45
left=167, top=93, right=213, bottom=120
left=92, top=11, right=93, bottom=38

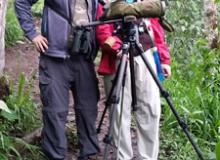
left=69, top=27, right=92, bottom=57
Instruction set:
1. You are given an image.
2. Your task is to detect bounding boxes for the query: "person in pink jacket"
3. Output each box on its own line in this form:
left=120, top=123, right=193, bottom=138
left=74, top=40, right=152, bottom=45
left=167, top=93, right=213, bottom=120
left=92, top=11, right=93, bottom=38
left=96, top=2, right=171, bottom=159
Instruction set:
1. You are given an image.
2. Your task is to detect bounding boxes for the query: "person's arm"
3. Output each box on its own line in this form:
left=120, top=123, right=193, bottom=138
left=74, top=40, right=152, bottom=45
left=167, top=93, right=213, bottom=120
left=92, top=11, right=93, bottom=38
left=96, top=3, right=122, bottom=55
left=14, top=0, right=48, bottom=52
left=14, top=0, right=39, bottom=40
left=150, top=18, right=171, bottom=78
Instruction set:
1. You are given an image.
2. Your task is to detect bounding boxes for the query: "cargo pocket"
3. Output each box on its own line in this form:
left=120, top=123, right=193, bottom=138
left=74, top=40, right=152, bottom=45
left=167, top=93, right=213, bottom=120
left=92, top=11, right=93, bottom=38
left=39, top=57, right=51, bottom=107
left=39, top=76, right=51, bottom=107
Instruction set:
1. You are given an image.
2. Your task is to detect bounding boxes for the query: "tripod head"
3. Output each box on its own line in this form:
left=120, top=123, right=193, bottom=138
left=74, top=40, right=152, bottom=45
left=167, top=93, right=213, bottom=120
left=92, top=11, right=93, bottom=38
left=112, top=16, right=141, bottom=45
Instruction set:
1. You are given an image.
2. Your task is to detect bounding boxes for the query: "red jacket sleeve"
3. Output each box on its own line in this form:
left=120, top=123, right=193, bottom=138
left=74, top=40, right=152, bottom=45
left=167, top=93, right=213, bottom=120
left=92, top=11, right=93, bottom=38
left=96, top=4, right=122, bottom=53
left=150, top=18, right=171, bottom=65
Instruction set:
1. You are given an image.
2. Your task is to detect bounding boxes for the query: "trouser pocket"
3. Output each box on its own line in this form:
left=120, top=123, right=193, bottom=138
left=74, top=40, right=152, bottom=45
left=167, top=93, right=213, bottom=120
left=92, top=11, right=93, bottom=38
left=39, top=56, right=51, bottom=107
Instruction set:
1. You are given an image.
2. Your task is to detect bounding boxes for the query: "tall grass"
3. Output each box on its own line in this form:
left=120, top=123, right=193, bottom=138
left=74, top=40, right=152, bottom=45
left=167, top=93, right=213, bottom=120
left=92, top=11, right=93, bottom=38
left=0, top=74, right=43, bottom=159
left=159, top=1, right=220, bottom=159
left=160, top=43, right=220, bottom=159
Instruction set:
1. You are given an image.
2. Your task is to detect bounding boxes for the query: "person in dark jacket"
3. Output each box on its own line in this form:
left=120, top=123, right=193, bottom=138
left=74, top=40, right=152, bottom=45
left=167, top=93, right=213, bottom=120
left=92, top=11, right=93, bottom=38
left=14, top=0, right=100, bottom=159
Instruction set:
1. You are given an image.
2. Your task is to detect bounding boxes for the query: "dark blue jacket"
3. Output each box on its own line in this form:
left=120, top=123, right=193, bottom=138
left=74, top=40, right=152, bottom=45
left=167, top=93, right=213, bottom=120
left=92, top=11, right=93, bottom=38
left=15, top=0, right=98, bottom=58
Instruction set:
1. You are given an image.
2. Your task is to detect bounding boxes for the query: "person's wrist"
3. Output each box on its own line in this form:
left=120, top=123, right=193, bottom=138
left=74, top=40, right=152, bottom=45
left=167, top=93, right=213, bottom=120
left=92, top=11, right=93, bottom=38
left=103, top=36, right=116, bottom=48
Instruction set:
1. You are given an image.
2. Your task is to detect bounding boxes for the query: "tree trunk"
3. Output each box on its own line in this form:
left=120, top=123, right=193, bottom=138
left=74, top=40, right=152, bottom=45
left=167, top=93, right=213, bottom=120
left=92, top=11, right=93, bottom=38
left=204, top=0, right=219, bottom=49
left=0, top=0, right=7, bottom=75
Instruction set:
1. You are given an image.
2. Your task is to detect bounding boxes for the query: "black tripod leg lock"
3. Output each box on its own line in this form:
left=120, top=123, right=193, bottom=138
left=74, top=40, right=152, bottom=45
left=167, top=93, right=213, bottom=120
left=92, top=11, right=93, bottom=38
left=161, top=90, right=170, bottom=98
left=179, top=119, right=188, bottom=130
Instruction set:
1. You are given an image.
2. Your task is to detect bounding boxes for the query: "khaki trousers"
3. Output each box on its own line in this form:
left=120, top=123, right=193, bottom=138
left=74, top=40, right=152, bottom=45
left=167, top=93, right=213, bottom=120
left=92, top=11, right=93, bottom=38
left=104, top=49, right=161, bottom=160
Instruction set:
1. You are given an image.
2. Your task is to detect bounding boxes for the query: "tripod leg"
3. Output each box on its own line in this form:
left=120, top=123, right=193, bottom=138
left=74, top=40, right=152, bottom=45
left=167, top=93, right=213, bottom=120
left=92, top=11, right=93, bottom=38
left=135, top=42, right=205, bottom=160
left=97, top=103, right=108, bottom=134
left=103, top=43, right=130, bottom=160
left=115, top=62, right=128, bottom=160
left=97, top=42, right=133, bottom=134
left=103, top=103, right=118, bottom=160
left=129, top=44, right=138, bottom=111
left=105, top=63, right=133, bottom=160
left=97, top=63, right=124, bottom=134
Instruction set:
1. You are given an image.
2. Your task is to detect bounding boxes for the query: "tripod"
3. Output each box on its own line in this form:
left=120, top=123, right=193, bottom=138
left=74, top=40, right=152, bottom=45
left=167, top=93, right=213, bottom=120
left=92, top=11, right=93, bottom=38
left=94, top=16, right=205, bottom=160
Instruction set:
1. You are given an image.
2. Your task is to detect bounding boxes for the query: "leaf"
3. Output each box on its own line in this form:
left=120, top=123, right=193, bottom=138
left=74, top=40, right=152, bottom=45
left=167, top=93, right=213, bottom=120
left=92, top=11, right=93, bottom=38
left=0, top=132, right=5, bottom=149
left=1, top=111, right=18, bottom=122
left=0, top=154, right=7, bottom=160
left=216, top=141, right=220, bottom=160
left=9, top=146, right=22, bottom=159
left=14, top=138, right=35, bottom=154
left=0, top=100, right=11, bottom=113
left=17, top=74, right=25, bottom=106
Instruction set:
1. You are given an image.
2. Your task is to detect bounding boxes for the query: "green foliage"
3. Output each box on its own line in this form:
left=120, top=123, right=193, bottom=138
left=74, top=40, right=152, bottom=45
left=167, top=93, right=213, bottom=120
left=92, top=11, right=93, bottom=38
left=216, top=141, right=220, bottom=160
left=0, top=133, right=44, bottom=160
left=32, top=0, right=44, bottom=17
left=159, top=0, right=220, bottom=159
left=160, top=46, right=220, bottom=159
left=0, top=100, right=11, bottom=113
left=215, top=0, right=220, bottom=4
left=160, top=129, right=198, bottom=160
left=166, top=0, right=204, bottom=62
left=2, top=74, right=40, bottom=132
left=0, top=74, right=42, bottom=159
left=5, top=1, right=23, bottom=46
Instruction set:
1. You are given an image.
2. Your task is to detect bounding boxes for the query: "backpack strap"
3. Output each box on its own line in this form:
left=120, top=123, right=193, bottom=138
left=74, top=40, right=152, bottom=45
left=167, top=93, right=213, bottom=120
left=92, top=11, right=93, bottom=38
left=143, top=18, right=165, bottom=81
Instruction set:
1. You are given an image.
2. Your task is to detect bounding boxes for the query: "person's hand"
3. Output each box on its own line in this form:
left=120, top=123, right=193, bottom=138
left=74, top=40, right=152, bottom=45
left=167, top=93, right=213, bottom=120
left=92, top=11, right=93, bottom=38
left=32, top=35, right=48, bottom=53
left=116, top=49, right=122, bottom=59
left=161, top=64, right=171, bottom=78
